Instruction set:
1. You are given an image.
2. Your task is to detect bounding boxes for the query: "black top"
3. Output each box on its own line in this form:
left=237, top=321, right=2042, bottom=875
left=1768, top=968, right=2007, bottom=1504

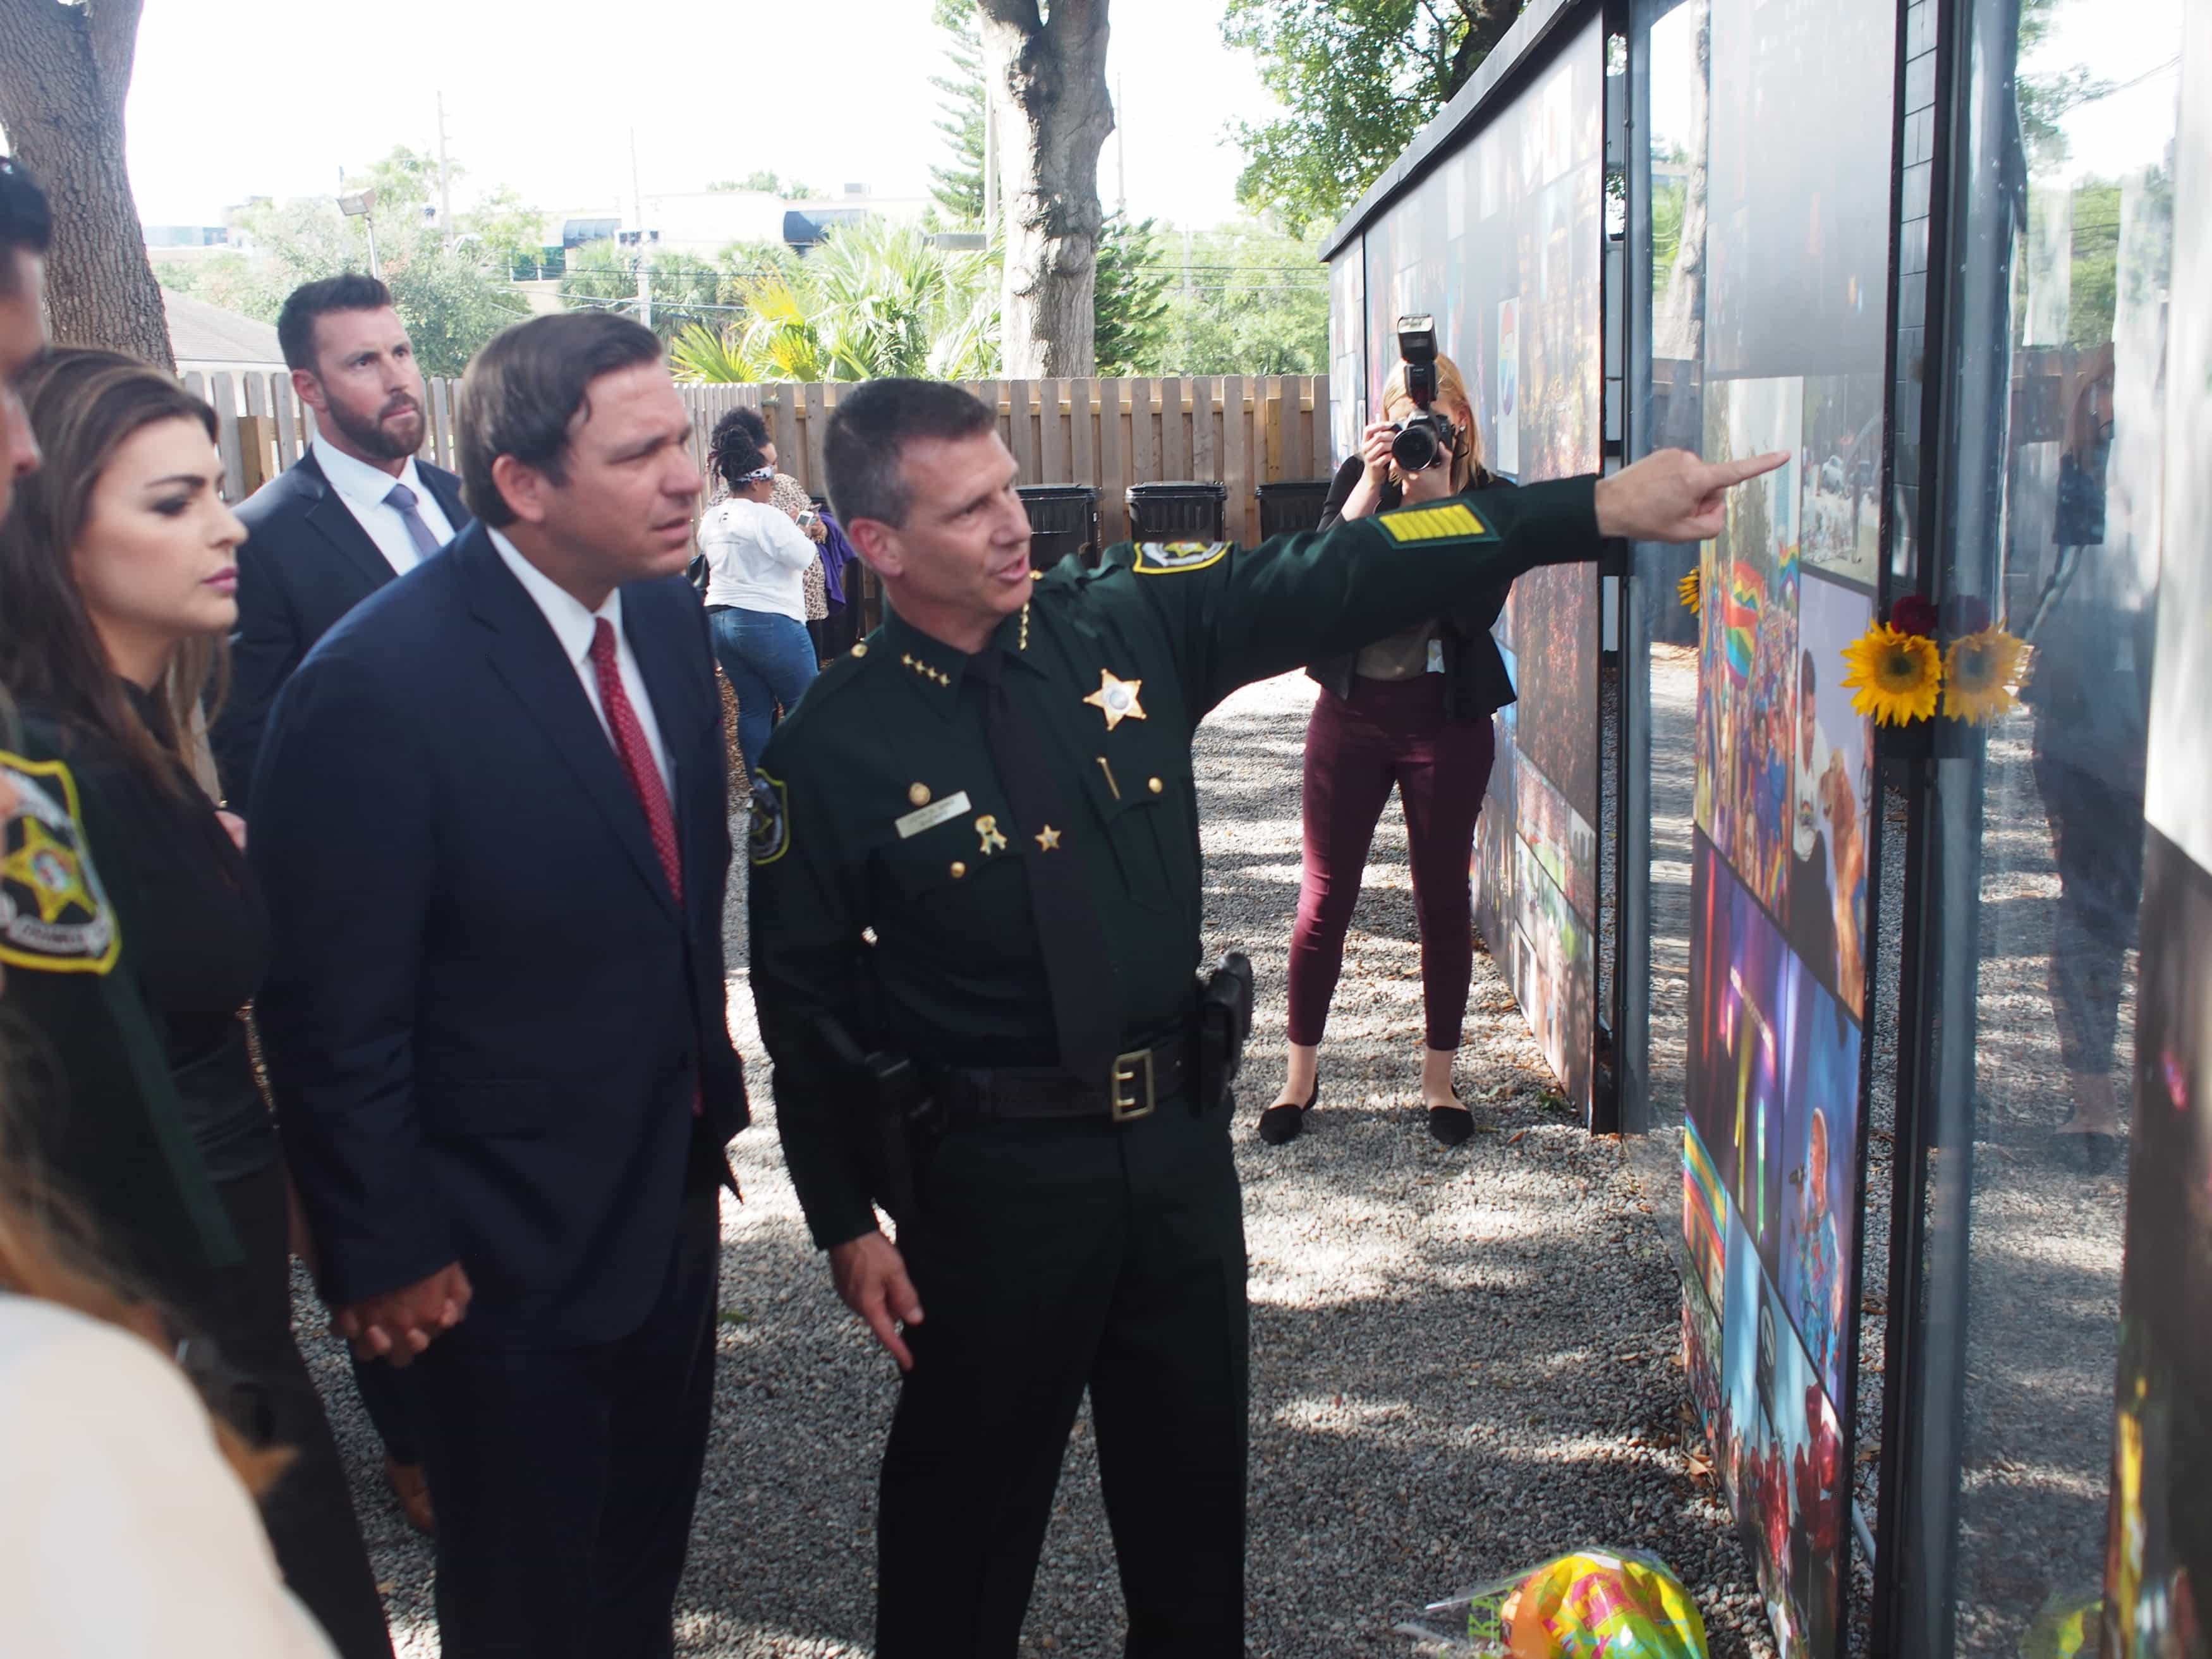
left=1304, top=454, right=1519, bottom=722
left=71, top=686, right=276, bottom=1182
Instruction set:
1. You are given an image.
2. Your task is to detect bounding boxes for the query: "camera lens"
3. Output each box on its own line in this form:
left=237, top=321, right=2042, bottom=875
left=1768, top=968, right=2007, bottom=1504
left=1391, top=420, right=1443, bottom=473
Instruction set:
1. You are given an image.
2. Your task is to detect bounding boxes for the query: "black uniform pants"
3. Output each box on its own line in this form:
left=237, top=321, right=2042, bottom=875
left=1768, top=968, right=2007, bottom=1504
left=879, top=1091, right=1248, bottom=1658
left=413, top=1159, right=721, bottom=1659
left=163, top=1160, right=395, bottom=1659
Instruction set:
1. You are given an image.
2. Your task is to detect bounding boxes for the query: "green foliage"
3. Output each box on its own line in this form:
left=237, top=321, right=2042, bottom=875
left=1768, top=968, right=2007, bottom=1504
left=669, top=219, right=997, bottom=384
left=1152, top=222, right=1332, bottom=376
left=1092, top=214, right=1172, bottom=376
left=930, top=0, right=988, bottom=226
left=154, top=144, right=536, bottom=376
left=1222, top=0, right=1522, bottom=236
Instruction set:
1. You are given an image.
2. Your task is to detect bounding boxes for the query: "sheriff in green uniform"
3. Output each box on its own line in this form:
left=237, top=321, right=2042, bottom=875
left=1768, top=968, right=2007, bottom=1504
left=747, top=379, right=1777, bottom=1657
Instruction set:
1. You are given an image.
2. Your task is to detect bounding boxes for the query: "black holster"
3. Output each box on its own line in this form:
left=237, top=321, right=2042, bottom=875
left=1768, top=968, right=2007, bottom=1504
left=1195, top=951, right=1255, bottom=1112
left=815, top=1015, right=939, bottom=1227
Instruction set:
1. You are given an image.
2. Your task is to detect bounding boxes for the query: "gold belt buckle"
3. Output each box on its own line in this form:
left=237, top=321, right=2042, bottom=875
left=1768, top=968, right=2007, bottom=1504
left=1109, top=1048, right=1156, bottom=1122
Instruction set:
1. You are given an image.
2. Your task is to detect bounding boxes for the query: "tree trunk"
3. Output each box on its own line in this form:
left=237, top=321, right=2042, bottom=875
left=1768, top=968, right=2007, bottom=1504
left=1447, top=0, right=1525, bottom=96
left=977, top=0, right=1113, bottom=377
left=0, top=0, right=173, bottom=370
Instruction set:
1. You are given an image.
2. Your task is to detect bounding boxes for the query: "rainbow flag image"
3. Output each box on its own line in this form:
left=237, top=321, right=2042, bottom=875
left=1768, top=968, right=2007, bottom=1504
left=1720, top=564, right=1764, bottom=681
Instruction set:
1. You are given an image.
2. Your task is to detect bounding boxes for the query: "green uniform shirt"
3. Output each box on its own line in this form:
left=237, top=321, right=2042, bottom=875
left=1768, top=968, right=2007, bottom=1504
left=748, top=475, right=1603, bottom=1248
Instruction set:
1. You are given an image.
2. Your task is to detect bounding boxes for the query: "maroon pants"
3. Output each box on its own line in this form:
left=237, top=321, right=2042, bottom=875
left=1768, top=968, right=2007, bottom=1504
left=1286, top=676, right=1497, bottom=1051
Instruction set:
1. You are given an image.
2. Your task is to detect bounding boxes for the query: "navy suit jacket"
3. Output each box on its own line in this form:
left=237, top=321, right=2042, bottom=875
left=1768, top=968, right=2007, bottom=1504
left=212, top=449, right=472, bottom=805
left=249, top=522, right=747, bottom=1346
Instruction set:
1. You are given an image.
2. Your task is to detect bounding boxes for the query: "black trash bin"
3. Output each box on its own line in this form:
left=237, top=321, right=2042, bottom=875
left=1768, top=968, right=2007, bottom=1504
left=1126, top=480, right=1227, bottom=543
left=1253, top=478, right=1335, bottom=538
left=1018, top=483, right=1101, bottom=568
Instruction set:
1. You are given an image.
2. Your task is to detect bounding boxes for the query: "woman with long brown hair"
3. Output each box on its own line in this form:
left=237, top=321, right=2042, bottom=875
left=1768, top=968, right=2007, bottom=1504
left=0, top=351, right=390, bottom=1658
left=1258, top=352, right=1518, bottom=1148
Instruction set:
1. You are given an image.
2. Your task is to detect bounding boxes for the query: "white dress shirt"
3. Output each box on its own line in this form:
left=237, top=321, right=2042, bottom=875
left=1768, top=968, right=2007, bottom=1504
left=487, top=528, right=672, bottom=794
left=0, top=1296, right=341, bottom=1659
left=312, top=434, right=458, bottom=578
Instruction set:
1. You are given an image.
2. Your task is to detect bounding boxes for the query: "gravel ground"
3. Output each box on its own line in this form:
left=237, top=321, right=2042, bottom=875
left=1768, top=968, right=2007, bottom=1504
left=297, top=669, right=1770, bottom=1657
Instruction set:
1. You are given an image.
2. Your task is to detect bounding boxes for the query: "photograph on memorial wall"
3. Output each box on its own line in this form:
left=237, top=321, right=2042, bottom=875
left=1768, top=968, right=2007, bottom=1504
left=1685, top=1276, right=1725, bottom=1450
left=2101, top=829, right=2212, bottom=1659
left=1688, top=837, right=1791, bottom=1276
left=1799, top=376, right=1883, bottom=589
left=1781, top=966, right=1859, bottom=1404
left=1788, top=575, right=1875, bottom=1019
left=1332, top=16, right=1605, bottom=1114
left=1695, top=374, right=1803, bottom=917
left=1684, top=1121, right=1730, bottom=1313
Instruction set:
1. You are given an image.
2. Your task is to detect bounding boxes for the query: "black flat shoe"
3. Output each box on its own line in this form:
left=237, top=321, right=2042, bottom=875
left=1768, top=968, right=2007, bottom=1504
left=2051, top=1124, right=2119, bottom=1173
left=1426, top=1090, right=1474, bottom=1147
left=1258, top=1081, right=1320, bottom=1146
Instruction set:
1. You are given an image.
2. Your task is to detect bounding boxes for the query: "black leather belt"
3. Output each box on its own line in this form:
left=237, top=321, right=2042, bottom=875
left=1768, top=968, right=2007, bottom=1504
left=930, top=1033, right=1193, bottom=1125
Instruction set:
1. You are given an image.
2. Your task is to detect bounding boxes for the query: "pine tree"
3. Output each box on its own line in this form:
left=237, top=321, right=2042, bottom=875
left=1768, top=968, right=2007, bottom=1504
left=1093, top=214, right=1170, bottom=376
left=930, top=0, right=987, bottom=226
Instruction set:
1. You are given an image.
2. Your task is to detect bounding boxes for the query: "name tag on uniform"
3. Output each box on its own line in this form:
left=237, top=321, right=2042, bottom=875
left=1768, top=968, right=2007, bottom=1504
left=896, top=791, right=973, bottom=839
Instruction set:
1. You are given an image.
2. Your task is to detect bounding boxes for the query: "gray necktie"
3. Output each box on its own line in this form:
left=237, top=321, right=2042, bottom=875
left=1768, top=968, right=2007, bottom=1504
left=383, top=481, right=445, bottom=565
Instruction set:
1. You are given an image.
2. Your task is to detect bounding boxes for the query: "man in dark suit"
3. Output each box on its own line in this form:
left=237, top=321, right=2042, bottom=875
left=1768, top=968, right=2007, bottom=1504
left=212, top=270, right=469, bottom=1531
left=250, top=312, right=746, bottom=1659
left=210, top=273, right=471, bottom=804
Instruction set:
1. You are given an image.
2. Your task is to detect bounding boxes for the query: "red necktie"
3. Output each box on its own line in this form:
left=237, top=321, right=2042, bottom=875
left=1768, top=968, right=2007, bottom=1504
left=588, top=617, right=683, bottom=904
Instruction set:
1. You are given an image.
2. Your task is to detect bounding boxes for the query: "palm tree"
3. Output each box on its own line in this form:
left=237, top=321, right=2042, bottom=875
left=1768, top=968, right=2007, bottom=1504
left=667, top=219, right=998, bottom=383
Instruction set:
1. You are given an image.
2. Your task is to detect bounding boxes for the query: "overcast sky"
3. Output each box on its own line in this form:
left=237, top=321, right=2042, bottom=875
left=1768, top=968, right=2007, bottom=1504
left=120, top=0, right=1283, bottom=231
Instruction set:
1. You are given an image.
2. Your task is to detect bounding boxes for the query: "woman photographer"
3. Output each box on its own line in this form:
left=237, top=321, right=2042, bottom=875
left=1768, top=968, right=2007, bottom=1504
left=1257, top=351, right=1515, bottom=1148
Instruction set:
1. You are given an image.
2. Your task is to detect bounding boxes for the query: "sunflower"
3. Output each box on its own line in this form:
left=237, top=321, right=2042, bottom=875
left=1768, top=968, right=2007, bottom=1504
left=1942, top=626, right=2027, bottom=724
left=1840, top=623, right=1942, bottom=727
left=1679, top=569, right=1703, bottom=616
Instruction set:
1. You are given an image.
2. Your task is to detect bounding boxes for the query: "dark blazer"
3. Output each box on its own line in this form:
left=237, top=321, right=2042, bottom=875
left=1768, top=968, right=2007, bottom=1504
left=248, top=522, right=747, bottom=1346
left=212, top=448, right=471, bottom=805
left=1304, top=454, right=1519, bottom=722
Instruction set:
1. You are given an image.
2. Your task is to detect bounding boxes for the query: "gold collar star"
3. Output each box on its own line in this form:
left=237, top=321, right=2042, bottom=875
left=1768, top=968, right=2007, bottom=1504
left=1035, top=824, right=1062, bottom=851
left=1083, top=669, right=1146, bottom=731
left=1, top=818, right=94, bottom=923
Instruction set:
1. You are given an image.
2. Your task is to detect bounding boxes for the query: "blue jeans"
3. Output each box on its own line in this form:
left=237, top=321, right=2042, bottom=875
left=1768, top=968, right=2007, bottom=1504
left=709, top=606, right=818, bottom=779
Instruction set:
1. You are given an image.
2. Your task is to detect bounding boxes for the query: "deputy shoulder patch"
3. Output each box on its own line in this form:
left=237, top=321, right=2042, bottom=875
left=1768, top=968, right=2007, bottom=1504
left=1374, top=501, right=1495, bottom=544
left=748, top=771, right=791, bottom=866
left=0, top=753, right=121, bottom=975
left=1132, top=539, right=1231, bottom=575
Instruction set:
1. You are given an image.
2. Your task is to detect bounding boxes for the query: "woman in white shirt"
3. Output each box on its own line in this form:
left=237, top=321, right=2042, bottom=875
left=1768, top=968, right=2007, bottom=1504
left=698, top=419, right=823, bottom=779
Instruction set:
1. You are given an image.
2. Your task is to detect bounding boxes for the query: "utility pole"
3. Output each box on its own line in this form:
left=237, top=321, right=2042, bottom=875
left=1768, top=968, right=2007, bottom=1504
left=435, top=92, right=454, bottom=247
left=1115, top=76, right=1127, bottom=218
left=982, top=90, right=997, bottom=241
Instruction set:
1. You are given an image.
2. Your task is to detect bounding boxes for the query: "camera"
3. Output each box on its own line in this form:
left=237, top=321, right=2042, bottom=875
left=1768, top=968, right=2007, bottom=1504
left=1390, top=314, right=1459, bottom=473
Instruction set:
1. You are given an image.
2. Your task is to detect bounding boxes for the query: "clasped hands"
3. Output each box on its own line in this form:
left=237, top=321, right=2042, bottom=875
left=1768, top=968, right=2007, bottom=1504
left=333, top=1261, right=473, bottom=1368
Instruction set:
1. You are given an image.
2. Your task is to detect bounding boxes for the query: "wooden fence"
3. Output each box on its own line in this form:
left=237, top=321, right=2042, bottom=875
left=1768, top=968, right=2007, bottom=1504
left=193, top=373, right=1336, bottom=549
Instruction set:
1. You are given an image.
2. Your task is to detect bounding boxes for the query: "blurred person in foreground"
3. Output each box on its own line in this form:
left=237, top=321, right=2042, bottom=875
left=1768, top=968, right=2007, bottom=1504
left=209, top=274, right=470, bottom=806
left=250, top=312, right=747, bottom=1659
left=1262, top=350, right=1519, bottom=1150
left=748, top=374, right=1783, bottom=1656
left=0, top=349, right=392, bottom=1659
left=699, top=416, right=822, bottom=779
left=0, top=1114, right=339, bottom=1658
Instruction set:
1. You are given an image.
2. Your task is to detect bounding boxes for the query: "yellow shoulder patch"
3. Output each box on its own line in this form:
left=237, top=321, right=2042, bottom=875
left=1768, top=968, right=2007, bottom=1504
left=1132, top=539, right=1232, bottom=575
left=1374, top=501, right=1495, bottom=544
left=0, top=752, right=121, bottom=974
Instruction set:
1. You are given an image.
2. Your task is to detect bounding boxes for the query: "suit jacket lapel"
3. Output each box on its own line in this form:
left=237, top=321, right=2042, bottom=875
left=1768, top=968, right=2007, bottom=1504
left=457, top=528, right=681, bottom=921
left=297, top=451, right=402, bottom=595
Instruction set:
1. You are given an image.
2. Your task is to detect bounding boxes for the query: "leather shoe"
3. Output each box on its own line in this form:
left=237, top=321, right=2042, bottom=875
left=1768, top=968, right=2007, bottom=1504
left=384, top=1456, right=434, bottom=1536
left=1258, top=1079, right=1320, bottom=1146
left=1426, top=1088, right=1474, bottom=1147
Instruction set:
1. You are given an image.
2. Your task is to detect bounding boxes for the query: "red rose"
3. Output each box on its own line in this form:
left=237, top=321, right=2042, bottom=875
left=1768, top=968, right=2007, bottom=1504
left=1890, top=595, right=1938, bottom=636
